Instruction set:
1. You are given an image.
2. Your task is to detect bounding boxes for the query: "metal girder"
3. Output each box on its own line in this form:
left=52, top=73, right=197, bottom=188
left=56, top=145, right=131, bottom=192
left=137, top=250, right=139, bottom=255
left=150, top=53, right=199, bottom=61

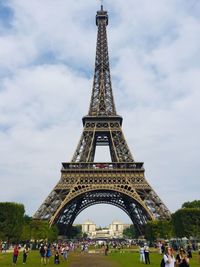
left=71, top=121, right=134, bottom=163
left=52, top=190, right=152, bottom=236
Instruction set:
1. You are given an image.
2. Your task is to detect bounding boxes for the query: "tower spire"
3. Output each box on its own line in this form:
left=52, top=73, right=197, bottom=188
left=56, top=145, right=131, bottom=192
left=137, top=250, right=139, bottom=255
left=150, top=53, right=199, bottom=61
left=88, top=5, right=117, bottom=117
left=100, top=0, right=103, bottom=11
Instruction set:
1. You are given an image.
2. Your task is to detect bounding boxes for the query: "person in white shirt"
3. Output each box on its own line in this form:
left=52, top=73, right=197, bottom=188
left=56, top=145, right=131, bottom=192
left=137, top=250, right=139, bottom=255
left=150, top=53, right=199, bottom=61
left=139, top=245, right=145, bottom=262
left=164, top=247, right=175, bottom=267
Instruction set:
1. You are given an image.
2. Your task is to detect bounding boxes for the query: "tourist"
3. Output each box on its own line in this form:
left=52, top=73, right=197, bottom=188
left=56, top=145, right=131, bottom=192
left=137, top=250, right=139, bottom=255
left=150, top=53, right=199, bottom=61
left=54, top=251, right=60, bottom=264
left=144, top=243, right=150, bottom=264
left=186, top=245, right=192, bottom=258
left=161, top=242, right=165, bottom=254
left=105, top=244, right=109, bottom=256
left=62, top=244, right=69, bottom=260
left=163, top=247, right=175, bottom=267
left=139, top=245, right=145, bottom=262
left=39, top=243, right=47, bottom=265
left=46, top=244, right=51, bottom=264
left=198, top=248, right=200, bottom=264
left=157, top=241, right=162, bottom=254
left=12, top=244, right=19, bottom=265
left=3, top=242, right=7, bottom=253
left=175, top=248, right=190, bottom=267
left=22, top=245, right=29, bottom=264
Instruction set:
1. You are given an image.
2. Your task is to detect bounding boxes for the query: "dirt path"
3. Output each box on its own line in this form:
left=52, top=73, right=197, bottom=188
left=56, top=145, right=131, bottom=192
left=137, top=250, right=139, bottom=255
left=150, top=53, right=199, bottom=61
left=68, top=252, right=117, bottom=267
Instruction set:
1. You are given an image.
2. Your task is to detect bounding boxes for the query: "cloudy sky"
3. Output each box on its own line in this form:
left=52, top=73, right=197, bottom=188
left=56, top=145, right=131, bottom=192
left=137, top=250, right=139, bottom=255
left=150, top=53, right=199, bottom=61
left=0, top=0, right=200, bottom=227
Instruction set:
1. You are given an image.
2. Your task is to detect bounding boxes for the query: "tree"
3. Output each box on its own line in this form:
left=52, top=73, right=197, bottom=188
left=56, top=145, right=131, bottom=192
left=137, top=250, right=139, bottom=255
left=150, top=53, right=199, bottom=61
left=123, top=225, right=136, bottom=239
left=67, top=225, right=82, bottom=239
left=172, top=208, right=200, bottom=238
left=82, top=232, right=88, bottom=239
left=182, top=200, right=200, bottom=209
left=30, top=220, right=58, bottom=241
left=0, top=202, right=25, bottom=241
left=21, top=218, right=58, bottom=242
left=144, top=220, right=174, bottom=241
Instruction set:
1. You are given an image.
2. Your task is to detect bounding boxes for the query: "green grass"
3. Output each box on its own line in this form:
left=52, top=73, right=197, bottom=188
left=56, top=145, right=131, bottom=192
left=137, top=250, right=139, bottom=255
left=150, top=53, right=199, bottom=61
left=0, top=250, right=199, bottom=267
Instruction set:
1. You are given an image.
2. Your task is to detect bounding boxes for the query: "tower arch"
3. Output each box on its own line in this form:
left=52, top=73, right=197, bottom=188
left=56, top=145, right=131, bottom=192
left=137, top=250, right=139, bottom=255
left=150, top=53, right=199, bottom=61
left=50, top=189, right=154, bottom=235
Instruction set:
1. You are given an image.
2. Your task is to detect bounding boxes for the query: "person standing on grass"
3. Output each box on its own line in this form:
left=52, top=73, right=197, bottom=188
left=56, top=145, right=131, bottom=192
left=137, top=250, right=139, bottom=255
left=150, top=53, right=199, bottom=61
left=12, top=244, right=19, bottom=265
left=176, top=248, right=190, bottom=267
left=139, top=245, right=145, bottom=262
left=144, top=243, right=150, bottom=264
left=62, top=244, right=69, bottom=261
left=22, top=245, right=29, bottom=264
left=198, top=248, right=200, bottom=264
left=39, top=243, right=47, bottom=265
left=46, top=244, right=51, bottom=264
left=105, top=244, right=109, bottom=256
left=164, top=247, right=175, bottom=267
left=54, top=251, right=60, bottom=264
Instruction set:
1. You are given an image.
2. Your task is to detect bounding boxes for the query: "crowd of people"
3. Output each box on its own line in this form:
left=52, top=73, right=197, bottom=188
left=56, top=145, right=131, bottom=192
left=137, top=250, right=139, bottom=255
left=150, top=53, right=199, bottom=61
left=10, top=241, right=73, bottom=265
left=138, top=240, right=199, bottom=266
left=0, top=238, right=199, bottom=265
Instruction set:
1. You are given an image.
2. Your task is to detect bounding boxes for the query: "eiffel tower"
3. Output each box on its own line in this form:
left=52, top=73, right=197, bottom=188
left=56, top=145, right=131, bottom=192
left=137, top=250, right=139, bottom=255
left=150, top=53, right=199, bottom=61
left=34, top=4, right=170, bottom=235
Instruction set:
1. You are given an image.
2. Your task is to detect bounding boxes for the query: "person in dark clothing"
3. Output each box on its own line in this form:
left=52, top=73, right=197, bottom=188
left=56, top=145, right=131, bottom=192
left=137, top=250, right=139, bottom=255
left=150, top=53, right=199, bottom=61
left=187, top=245, right=192, bottom=258
left=161, top=243, right=165, bottom=254
left=39, top=244, right=47, bottom=265
left=54, top=251, right=60, bottom=264
left=176, top=248, right=189, bottom=267
left=105, top=244, right=109, bottom=255
left=144, top=244, right=150, bottom=264
left=23, top=245, right=29, bottom=264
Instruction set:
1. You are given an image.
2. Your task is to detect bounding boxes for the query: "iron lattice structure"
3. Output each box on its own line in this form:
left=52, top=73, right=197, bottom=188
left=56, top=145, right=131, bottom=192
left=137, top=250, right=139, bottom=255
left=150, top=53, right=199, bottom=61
left=34, top=6, right=171, bottom=235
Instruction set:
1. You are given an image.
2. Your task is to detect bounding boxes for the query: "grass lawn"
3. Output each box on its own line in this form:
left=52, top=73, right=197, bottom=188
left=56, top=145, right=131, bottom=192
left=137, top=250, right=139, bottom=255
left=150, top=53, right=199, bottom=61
left=0, top=250, right=199, bottom=267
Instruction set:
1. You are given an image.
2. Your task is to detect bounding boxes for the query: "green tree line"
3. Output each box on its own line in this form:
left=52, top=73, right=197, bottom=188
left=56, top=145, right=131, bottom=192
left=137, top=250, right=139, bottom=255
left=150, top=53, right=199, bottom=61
left=0, top=200, right=200, bottom=242
left=0, top=202, right=58, bottom=242
left=0, top=202, right=82, bottom=242
left=123, top=200, right=200, bottom=240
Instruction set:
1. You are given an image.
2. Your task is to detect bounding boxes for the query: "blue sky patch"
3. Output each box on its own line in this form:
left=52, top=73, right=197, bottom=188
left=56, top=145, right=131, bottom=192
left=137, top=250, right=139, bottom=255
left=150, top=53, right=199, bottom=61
left=0, top=2, right=14, bottom=29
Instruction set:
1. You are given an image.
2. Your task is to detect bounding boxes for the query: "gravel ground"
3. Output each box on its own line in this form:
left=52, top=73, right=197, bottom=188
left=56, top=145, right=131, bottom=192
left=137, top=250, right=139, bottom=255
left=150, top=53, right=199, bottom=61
left=68, top=252, right=117, bottom=267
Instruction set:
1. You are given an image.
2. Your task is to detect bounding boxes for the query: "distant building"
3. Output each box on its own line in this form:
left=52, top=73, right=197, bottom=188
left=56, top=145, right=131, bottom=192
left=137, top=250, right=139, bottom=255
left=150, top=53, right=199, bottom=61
left=109, top=220, right=131, bottom=238
left=82, top=220, right=96, bottom=238
left=80, top=220, right=131, bottom=238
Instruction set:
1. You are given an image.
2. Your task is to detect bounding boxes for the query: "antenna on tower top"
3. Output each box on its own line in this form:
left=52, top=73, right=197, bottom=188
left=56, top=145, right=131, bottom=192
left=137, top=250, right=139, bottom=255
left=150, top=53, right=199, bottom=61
left=100, top=0, right=103, bottom=11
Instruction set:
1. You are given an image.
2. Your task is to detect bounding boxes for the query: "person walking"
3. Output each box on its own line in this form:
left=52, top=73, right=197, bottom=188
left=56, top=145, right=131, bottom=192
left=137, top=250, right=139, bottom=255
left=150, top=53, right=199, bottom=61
left=144, top=243, right=150, bottom=264
left=12, top=245, right=19, bottom=265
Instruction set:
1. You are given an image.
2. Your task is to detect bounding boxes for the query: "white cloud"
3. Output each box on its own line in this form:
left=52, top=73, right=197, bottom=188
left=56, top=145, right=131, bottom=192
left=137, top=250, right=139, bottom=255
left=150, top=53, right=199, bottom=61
left=0, top=0, right=200, bottom=226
